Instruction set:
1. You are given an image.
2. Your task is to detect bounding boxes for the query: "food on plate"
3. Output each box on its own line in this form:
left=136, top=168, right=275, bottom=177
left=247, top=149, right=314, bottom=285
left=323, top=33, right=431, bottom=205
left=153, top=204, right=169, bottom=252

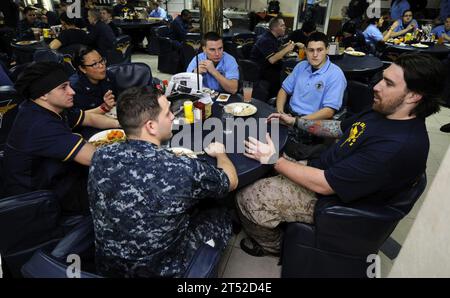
left=224, top=103, right=257, bottom=116
left=90, top=129, right=126, bottom=148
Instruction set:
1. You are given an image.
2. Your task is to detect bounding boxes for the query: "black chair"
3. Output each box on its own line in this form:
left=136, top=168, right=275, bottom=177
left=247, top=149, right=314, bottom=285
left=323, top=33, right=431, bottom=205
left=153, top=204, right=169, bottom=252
left=147, top=25, right=170, bottom=55
left=231, top=32, right=257, bottom=47
left=254, top=23, right=269, bottom=37
left=238, top=59, right=270, bottom=102
left=236, top=42, right=254, bottom=60
left=345, top=80, right=374, bottom=117
left=224, top=40, right=240, bottom=60
left=281, top=174, right=427, bottom=278
left=180, top=42, right=197, bottom=72
left=57, top=43, right=86, bottom=59
left=0, top=190, right=85, bottom=277
left=280, top=58, right=299, bottom=83
left=0, top=86, right=24, bottom=146
left=106, top=35, right=132, bottom=66
left=22, top=216, right=223, bottom=278
left=107, top=62, right=153, bottom=95
left=8, top=62, right=32, bottom=82
left=185, top=32, right=201, bottom=49
left=157, top=37, right=182, bottom=74
left=32, top=48, right=76, bottom=76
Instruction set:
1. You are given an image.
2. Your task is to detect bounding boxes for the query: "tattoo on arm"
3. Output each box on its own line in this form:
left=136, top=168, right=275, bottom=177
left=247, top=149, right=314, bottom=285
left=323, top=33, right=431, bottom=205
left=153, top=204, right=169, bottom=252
left=295, top=118, right=343, bottom=138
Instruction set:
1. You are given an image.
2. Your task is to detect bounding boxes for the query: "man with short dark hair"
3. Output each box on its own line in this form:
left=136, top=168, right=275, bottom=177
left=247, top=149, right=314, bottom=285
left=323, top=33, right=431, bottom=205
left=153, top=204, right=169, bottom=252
left=86, top=8, right=116, bottom=57
left=236, top=53, right=445, bottom=256
left=170, top=9, right=198, bottom=43
left=113, top=0, right=134, bottom=18
left=3, top=62, right=119, bottom=212
left=287, top=20, right=316, bottom=44
left=276, top=32, right=346, bottom=119
left=250, top=16, right=302, bottom=97
left=187, top=31, right=239, bottom=94
left=17, top=6, right=48, bottom=41
left=431, top=15, right=450, bottom=42
left=88, top=85, right=238, bottom=277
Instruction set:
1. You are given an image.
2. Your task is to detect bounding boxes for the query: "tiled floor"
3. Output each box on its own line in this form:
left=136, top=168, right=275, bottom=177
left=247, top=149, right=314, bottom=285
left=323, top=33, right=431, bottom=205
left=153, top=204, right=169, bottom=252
left=132, top=52, right=450, bottom=278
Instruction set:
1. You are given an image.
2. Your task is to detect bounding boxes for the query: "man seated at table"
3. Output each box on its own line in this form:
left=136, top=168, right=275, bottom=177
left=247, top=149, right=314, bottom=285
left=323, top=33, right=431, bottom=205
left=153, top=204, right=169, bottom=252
left=338, top=21, right=368, bottom=52
left=86, top=8, right=116, bottom=58
left=148, top=0, right=167, bottom=20
left=363, top=17, right=386, bottom=51
left=276, top=32, right=346, bottom=119
left=286, top=20, right=316, bottom=45
left=276, top=32, right=346, bottom=160
left=236, top=53, right=445, bottom=256
left=431, top=15, right=450, bottom=42
left=385, top=10, right=418, bottom=40
left=70, top=46, right=117, bottom=113
left=49, top=12, right=90, bottom=50
left=113, top=0, right=134, bottom=19
left=3, top=62, right=120, bottom=213
left=88, top=85, right=238, bottom=277
left=100, top=7, right=121, bottom=37
left=187, top=31, right=239, bottom=94
left=250, top=16, right=303, bottom=97
left=170, top=9, right=198, bottom=43
left=17, top=6, right=48, bottom=41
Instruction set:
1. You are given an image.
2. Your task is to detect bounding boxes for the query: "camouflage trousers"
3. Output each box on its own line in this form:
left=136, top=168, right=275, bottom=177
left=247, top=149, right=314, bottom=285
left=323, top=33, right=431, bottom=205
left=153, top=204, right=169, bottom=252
left=236, top=174, right=317, bottom=253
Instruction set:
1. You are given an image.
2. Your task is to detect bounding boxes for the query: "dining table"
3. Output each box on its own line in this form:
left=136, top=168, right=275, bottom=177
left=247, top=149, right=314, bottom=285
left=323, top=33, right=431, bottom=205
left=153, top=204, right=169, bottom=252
left=168, top=94, right=289, bottom=189
left=384, top=42, right=450, bottom=59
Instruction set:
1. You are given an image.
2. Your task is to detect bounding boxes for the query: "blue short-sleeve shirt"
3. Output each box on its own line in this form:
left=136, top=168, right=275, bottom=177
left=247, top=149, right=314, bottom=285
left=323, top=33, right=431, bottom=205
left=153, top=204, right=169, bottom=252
left=282, top=57, right=347, bottom=115
left=149, top=7, right=167, bottom=19
left=431, top=25, right=450, bottom=38
left=393, top=19, right=418, bottom=33
left=186, top=52, right=239, bottom=92
left=363, top=24, right=384, bottom=46
left=391, top=0, right=411, bottom=21
left=3, top=100, right=85, bottom=196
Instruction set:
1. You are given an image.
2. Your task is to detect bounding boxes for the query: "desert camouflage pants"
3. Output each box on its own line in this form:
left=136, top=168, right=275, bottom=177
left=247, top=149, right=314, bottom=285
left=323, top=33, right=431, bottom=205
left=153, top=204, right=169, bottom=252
left=236, top=174, right=317, bottom=253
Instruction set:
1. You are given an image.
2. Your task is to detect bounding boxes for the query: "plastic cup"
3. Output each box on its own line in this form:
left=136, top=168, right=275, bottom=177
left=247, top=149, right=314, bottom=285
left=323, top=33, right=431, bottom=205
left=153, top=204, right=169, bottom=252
left=183, top=101, right=194, bottom=124
left=243, top=81, right=253, bottom=103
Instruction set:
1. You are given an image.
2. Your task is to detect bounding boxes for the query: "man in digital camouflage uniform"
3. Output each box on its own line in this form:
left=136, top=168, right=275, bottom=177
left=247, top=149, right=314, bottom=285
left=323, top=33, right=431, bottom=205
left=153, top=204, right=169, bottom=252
left=88, top=85, right=238, bottom=277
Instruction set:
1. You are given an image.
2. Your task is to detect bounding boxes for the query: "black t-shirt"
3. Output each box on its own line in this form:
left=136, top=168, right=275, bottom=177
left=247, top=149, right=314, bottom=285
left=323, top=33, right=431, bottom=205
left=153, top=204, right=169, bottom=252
left=250, top=30, right=282, bottom=70
left=87, top=21, right=116, bottom=57
left=113, top=3, right=135, bottom=17
left=288, top=29, right=308, bottom=44
left=3, top=100, right=86, bottom=198
left=311, top=109, right=429, bottom=204
left=57, top=28, right=90, bottom=48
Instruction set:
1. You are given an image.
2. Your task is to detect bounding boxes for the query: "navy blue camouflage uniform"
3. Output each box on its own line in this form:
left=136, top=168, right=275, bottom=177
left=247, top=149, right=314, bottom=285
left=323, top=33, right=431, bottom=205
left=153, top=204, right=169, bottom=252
left=88, top=139, right=232, bottom=277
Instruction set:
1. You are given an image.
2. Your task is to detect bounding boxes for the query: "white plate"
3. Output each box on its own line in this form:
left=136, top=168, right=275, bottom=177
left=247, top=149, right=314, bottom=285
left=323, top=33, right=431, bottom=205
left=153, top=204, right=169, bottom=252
left=16, top=40, right=38, bottom=45
left=411, top=43, right=429, bottom=48
left=344, top=50, right=366, bottom=56
left=88, top=129, right=126, bottom=147
left=224, top=103, right=257, bottom=117
left=168, top=147, right=197, bottom=158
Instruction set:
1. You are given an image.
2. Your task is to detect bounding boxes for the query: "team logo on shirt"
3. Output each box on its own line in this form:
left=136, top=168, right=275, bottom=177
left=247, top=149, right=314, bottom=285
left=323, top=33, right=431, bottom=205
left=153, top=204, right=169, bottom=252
left=340, top=121, right=366, bottom=147
left=315, top=81, right=324, bottom=91
left=0, top=99, right=17, bottom=129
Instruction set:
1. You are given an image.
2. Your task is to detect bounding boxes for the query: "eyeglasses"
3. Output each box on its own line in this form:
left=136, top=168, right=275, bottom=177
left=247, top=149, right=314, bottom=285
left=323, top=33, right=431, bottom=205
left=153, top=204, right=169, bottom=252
left=83, top=58, right=107, bottom=68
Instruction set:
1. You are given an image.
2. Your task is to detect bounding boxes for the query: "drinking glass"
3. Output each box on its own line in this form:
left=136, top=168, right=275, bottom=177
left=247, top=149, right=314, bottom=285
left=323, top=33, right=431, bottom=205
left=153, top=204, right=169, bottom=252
left=242, top=81, right=253, bottom=103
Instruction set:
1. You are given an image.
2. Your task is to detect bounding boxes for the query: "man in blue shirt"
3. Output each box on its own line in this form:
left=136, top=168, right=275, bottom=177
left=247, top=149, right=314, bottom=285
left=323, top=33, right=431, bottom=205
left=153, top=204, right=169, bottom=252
left=187, top=32, right=239, bottom=94
left=88, top=85, right=238, bottom=277
left=276, top=32, right=346, bottom=120
left=148, top=0, right=167, bottom=20
left=17, top=6, right=48, bottom=41
left=3, top=62, right=119, bottom=212
left=432, top=15, right=450, bottom=42
left=391, top=0, right=410, bottom=21
left=363, top=17, right=385, bottom=48
left=170, top=9, right=198, bottom=43
left=235, top=53, right=445, bottom=256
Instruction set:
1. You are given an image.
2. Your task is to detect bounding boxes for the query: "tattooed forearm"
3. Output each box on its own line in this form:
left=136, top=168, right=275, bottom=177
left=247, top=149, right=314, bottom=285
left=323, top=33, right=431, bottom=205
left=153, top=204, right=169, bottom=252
left=295, top=118, right=343, bottom=138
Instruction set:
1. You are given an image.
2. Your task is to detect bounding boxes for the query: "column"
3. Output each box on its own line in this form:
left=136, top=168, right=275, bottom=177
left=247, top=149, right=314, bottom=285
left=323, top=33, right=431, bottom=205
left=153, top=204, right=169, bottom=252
left=200, top=0, right=223, bottom=36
